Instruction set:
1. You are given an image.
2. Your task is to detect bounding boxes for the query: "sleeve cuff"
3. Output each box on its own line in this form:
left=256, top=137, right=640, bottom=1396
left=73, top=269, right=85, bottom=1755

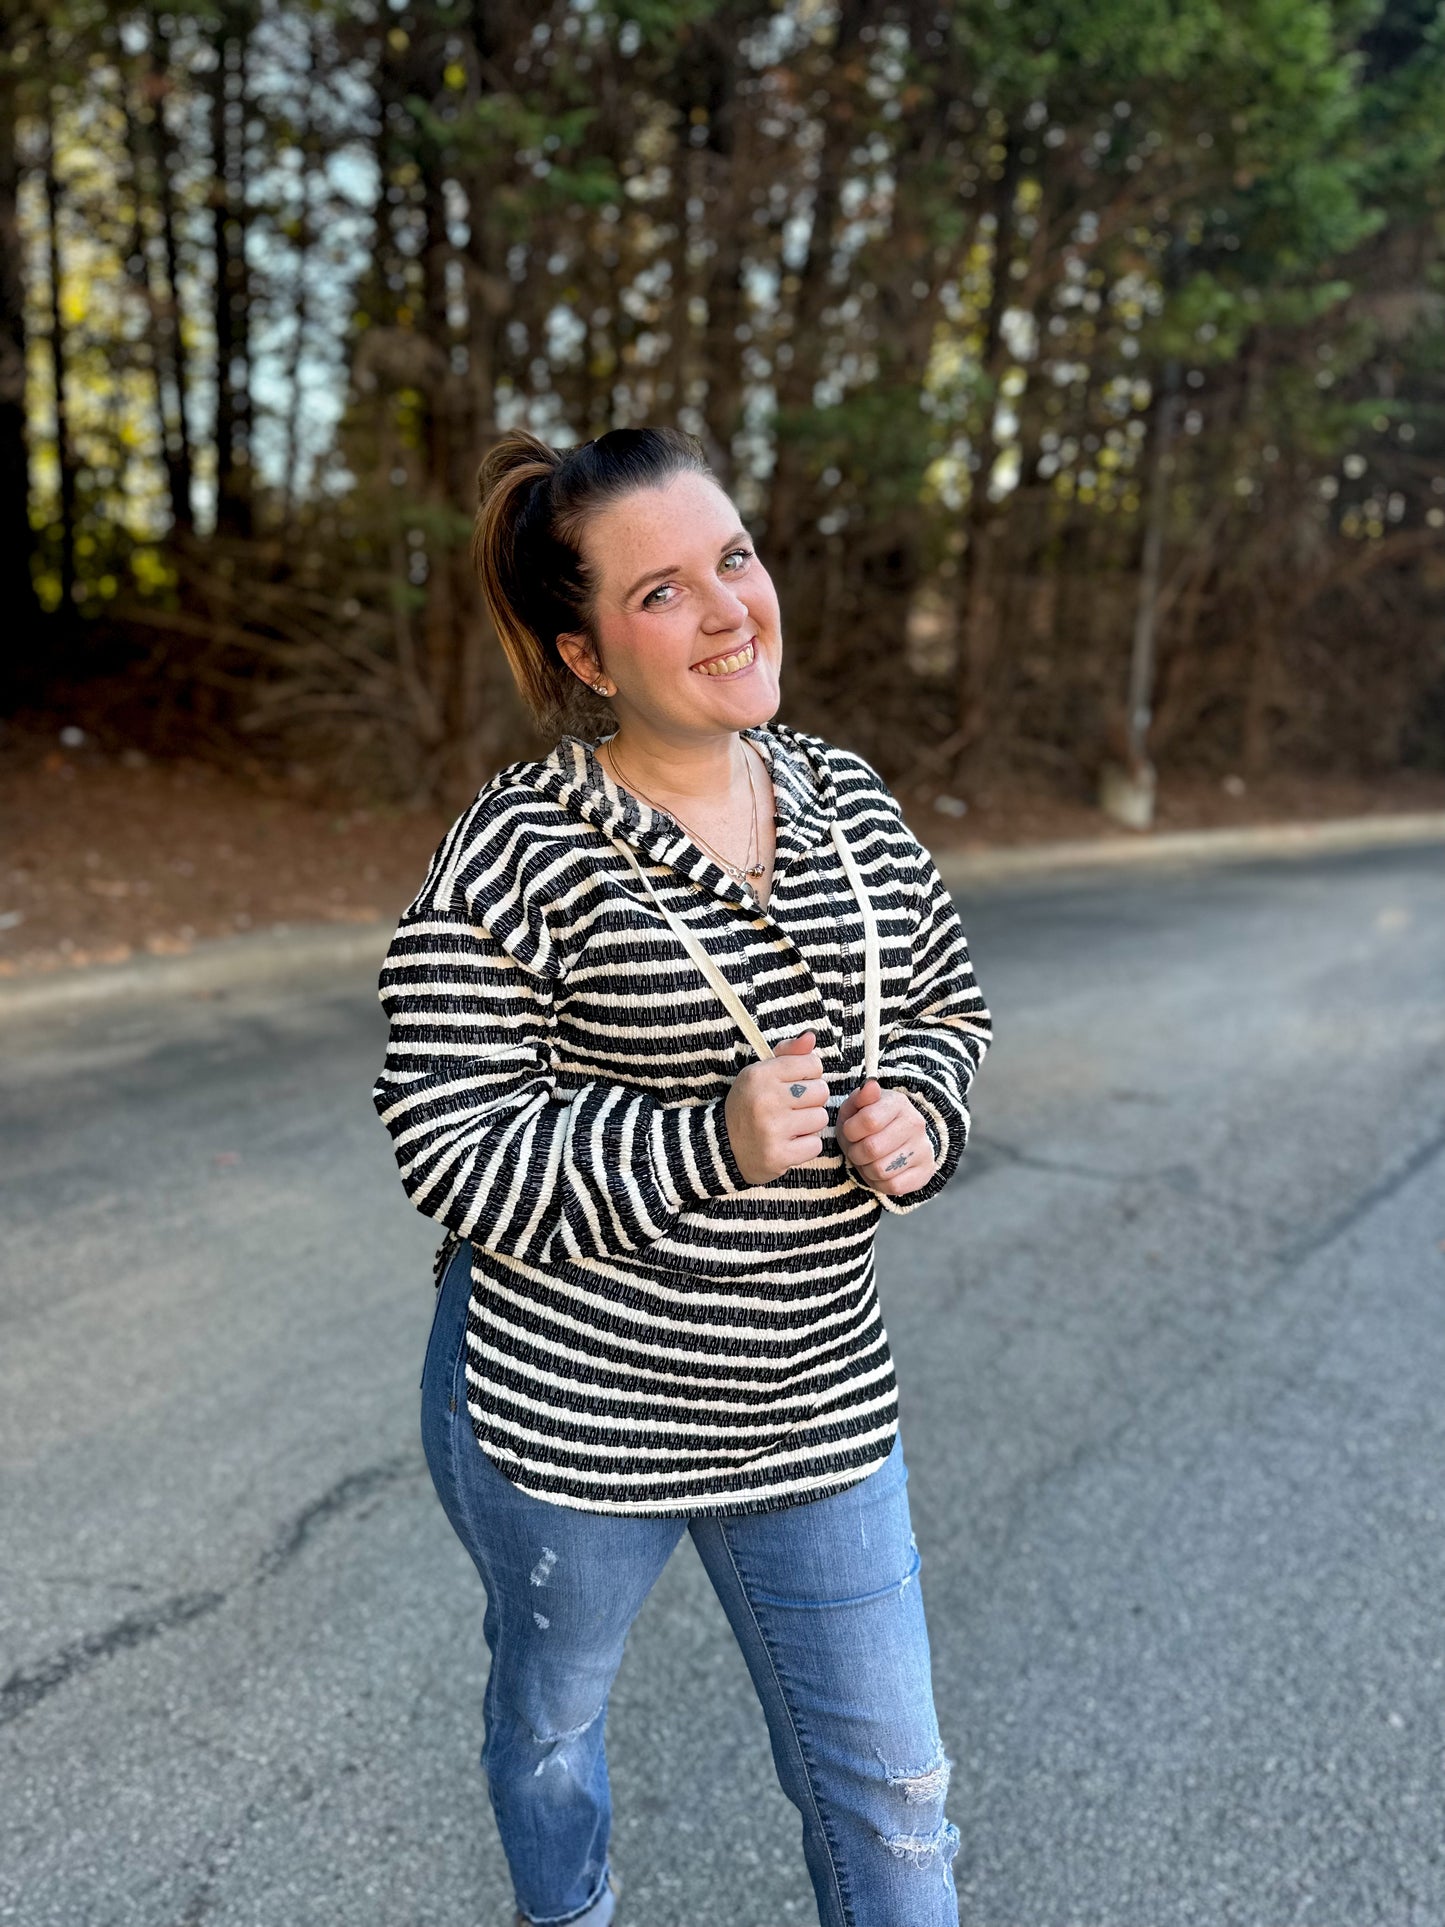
left=653, top=1097, right=750, bottom=1209
left=850, top=1067, right=970, bottom=1216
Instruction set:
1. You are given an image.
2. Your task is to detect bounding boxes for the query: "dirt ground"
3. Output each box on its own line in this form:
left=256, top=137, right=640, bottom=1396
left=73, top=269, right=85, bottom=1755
left=3, top=718, right=1443, bottom=978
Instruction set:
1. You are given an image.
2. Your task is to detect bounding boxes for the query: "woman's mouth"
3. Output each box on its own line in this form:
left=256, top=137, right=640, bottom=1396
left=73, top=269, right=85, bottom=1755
left=691, top=637, right=757, bottom=678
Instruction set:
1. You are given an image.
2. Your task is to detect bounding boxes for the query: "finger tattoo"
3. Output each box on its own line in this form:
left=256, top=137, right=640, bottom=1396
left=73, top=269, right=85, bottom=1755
left=884, top=1150, right=911, bottom=1173
left=789, top=1082, right=807, bottom=1098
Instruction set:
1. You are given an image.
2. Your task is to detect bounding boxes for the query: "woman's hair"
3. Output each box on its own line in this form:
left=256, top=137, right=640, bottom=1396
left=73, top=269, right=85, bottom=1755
left=472, top=425, right=716, bottom=734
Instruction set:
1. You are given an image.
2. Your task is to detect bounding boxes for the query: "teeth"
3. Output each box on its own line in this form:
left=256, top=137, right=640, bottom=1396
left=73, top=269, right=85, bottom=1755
left=695, top=640, right=755, bottom=675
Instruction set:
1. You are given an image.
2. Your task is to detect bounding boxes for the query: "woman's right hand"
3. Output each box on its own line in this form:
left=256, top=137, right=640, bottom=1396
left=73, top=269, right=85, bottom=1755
left=724, top=1030, right=831, bottom=1185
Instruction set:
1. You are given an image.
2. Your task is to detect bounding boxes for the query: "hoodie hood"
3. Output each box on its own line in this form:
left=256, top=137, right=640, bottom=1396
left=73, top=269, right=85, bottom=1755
left=491, top=721, right=841, bottom=914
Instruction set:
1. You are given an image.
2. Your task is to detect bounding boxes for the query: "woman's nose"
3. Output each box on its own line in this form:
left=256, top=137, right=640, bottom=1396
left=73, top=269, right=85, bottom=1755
left=701, top=580, right=751, bottom=628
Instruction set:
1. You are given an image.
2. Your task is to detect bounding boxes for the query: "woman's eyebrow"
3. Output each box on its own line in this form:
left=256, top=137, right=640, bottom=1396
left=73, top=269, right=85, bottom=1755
left=623, top=530, right=752, bottom=602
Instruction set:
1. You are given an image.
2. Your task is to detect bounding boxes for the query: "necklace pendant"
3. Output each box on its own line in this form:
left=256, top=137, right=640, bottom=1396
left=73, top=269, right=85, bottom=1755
left=745, top=863, right=767, bottom=877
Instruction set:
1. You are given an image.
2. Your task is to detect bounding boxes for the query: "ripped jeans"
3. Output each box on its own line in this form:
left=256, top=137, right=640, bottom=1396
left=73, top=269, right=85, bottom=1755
left=420, top=1239, right=961, bottom=1927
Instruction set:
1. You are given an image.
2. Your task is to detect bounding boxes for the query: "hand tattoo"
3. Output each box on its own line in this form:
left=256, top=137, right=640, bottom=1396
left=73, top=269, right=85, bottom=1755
left=883, top=1150, right=911, bottom=1173
left=789, top=1082, right=807, bottom=1098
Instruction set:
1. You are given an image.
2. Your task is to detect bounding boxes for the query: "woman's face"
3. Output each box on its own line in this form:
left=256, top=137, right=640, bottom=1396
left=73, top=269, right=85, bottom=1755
left=558, top=470, right=783, bottom=739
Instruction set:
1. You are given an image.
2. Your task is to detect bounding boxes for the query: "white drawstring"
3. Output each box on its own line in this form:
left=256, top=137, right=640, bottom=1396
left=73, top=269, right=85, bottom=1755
left=828, top=817, right=880, bottom=1082
left=609, top=836, right=775, bottom=1061
left=607, top=818, right=879, bottom=1080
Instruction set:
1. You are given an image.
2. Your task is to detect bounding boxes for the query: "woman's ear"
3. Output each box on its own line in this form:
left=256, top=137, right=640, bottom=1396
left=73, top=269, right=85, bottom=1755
left=556, top=630, right=602, bottom=689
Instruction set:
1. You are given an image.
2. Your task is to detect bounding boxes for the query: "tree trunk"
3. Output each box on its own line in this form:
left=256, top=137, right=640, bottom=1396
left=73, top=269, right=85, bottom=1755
left=120, top=69, right=189, bottom=537
left=41, top=93, right=77, bottom=622
left=763, top=0, right=867, bottom=558
left=279, top=18, right=316, bottom=525
left=209, top=9, right=252, bottom=538
left=0, top=36, right=39, bottom=656
left=147, top=7, right=195, bottom=533
left=954, top=123, right=1023, bottom=752
left=1125, top=358, right=1181, bottom=767
left=693, top=72, right=746, bottom=487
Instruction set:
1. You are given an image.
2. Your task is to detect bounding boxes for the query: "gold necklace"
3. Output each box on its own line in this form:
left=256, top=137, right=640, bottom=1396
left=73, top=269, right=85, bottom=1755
left=604, top=737, right=769, bottom=884
left=606, top=739, right=764, bottom=882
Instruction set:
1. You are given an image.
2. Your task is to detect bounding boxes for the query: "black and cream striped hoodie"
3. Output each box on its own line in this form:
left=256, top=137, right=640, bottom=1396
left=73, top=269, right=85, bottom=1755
left=371, top=721, right=991, bottom=1517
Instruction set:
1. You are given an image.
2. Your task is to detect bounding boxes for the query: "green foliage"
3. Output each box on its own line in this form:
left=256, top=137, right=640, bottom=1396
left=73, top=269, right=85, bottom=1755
left=6, top=0, right=1442, bottom=788
left=607, top=0, right=722, bottom=45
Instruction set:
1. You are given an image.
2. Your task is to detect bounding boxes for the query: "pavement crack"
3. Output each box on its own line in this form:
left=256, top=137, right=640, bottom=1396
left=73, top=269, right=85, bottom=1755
left=976, top=1133, right=1198, bottom=1190
left=177, top=1870, right=217, bottom=1927
left=33, top=1573, right=149, bottom=1592
left=1272, top=1116, right=1445, bottom=1268
left=2, top=1452, right=424, bottom=1729
left=254, top=1452, right=423, bottom=1584
left=0, top=1588, right=225, bottom=1727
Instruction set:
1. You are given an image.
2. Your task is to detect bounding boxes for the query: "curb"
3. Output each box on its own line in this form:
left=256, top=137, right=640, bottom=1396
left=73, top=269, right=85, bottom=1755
left=931, top=808, right=1445, bottom=887
left=3, top=809, right=1442, bottom=1026
left=0, top=921, right=393, bottom=1025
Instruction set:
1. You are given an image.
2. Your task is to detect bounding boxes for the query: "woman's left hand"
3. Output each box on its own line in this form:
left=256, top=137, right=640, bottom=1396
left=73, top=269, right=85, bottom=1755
left=835, top=1079, right=937, bottom=1197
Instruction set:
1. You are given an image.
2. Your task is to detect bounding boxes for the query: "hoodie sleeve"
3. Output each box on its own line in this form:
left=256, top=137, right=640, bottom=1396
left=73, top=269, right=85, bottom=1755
left=371, top=867, right=749, bottom=1269
left=828, top=754, right=992, bottom=1217
left=862, top=835, right=992, bottom=1214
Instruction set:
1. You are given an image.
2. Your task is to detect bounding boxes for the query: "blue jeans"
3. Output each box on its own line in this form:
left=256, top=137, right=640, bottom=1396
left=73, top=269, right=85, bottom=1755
left=420, top=1239, right=961, bottom=1927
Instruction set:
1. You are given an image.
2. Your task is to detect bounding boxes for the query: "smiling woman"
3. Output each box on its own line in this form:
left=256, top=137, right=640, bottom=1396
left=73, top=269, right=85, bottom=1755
left=374, top=425, right=992, bottom=1927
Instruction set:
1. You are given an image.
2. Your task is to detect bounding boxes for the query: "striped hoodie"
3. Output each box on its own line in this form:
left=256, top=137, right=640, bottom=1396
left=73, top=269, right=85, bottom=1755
left=371, top=721, right=992, bottom=1517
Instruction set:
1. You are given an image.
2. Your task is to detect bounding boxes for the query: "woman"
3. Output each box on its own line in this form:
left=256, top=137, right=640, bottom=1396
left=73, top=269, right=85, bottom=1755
left=371, top=426, right=992, bottom=1927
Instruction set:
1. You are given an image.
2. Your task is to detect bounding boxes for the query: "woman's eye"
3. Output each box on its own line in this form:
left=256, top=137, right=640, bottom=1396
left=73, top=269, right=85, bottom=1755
left=641, top=548, right=753, bottom=610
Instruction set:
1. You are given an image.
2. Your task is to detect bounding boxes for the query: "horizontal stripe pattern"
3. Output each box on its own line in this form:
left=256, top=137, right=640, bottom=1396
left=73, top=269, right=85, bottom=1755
left=372, top=721, right=991, bottom=1516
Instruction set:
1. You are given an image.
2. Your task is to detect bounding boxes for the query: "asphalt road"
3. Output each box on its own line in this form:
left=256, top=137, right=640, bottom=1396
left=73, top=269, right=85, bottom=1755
left=2, top=844, right=1442, bottom=1927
